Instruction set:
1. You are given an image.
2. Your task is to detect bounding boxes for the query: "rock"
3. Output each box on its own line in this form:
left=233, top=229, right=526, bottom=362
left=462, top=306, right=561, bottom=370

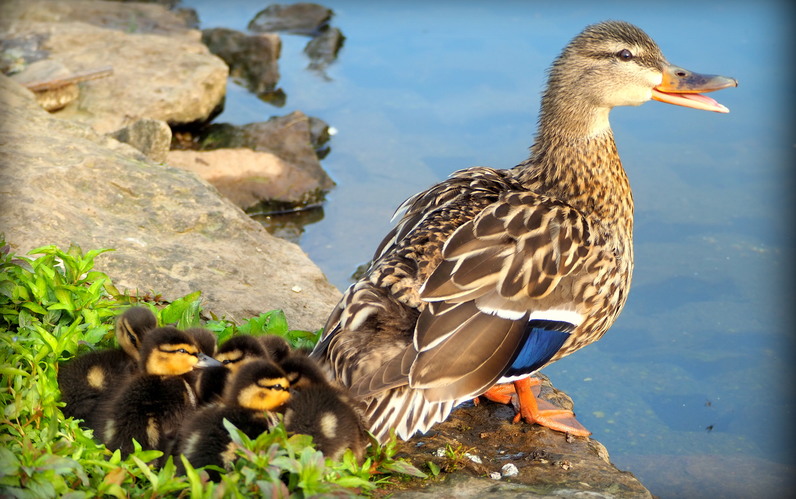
left=500, top=463, right=518, bottom=477
left=304, top=26, right=345, bottom=72
left=248, top=2, right=333, bottom=36
left=0, top=0, right=197, bottom=38
left=384, top=375, right=652, bottom=498
left=8, top=58, right=77, bottom=111
left=1, top=5, right=228, bottom=133
left=110, top=118, right=172, bottom=163
left=196, top=111, right=336, bottom=192
left=166, top=148, right=325, bottom=211
left=202, top=27, right=281, bottom=97
left=0, top=74, right=341, bottom=332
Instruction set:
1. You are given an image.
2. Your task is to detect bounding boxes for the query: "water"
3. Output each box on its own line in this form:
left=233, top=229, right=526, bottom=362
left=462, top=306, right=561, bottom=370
left=183, top=1, right=794, bottom=496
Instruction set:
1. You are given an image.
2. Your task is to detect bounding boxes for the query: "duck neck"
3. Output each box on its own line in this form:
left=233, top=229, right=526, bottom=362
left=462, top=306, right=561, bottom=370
left=514, top=108, right=634, bottom=231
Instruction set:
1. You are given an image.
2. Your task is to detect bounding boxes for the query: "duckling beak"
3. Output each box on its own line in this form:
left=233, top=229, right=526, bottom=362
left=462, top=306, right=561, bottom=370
left=194, top=353, right=223, bottom=369
left=652, top=64, right=737, bottom=113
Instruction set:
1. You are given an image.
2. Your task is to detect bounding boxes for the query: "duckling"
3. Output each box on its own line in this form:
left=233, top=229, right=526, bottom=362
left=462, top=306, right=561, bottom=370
left=310, top=21, right=736, bottom=443
left=184, top=327, right=218, bottom=357
left=58, top=306, right=157, bottom=431
left=257, top=334, right=291, bottom=363
left=98, top=326, right=220, bottom=455
left=280, top=354, right=367, bottom=461
left=194, top=334, right=269, bottom=406
left=177, top=359, right=291, bottom=480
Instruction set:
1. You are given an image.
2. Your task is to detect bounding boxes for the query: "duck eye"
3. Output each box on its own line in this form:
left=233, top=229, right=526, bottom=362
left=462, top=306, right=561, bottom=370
left=617, top=49, right=633, bottom=61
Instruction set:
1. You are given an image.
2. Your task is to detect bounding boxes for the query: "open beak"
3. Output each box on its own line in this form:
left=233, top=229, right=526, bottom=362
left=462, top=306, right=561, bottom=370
left=652, top=64, right=737, bottom=113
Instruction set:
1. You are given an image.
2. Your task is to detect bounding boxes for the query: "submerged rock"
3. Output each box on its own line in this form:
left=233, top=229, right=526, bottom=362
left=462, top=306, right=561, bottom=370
left=248, top=2, right=333, bottom=36
left=202, top=27, right=282, bottom=98
left=305, top=26, right=345, bottom=73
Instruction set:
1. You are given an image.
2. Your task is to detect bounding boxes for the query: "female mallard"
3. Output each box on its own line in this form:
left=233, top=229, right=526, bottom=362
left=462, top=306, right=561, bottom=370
left=310, top=20, right=736, bottom=443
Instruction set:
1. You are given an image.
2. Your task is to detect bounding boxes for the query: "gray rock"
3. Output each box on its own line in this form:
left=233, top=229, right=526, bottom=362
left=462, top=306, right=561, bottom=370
left=202, top=27, right=281, bottom=97
left=0, top=0, right=196, bottom=38
left=0, top=74, right=341, bottom=332
left=1, top=14, right=227, bottom=133
left=109, top=118, right=172, bottom=163
left=304, top=26, right=345, bottom=72
left=248, top=2, right=332, bottom=36
left=166, top=148, right=325, bottom=211
left=196, top=111, right=336, bottom=193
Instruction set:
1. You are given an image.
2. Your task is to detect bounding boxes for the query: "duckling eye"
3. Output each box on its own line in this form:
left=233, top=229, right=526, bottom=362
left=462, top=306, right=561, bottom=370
left=616, top=49, right=634, bottom=61
left=266, top=384, right=288, bottom=391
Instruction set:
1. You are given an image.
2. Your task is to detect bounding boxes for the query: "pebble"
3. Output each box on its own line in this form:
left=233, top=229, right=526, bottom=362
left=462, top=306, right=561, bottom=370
left=464, top=452, right=482, bottom=464
left=501, top=463, right=519, bottom=477
left=489, top=471, right=502, bottom=480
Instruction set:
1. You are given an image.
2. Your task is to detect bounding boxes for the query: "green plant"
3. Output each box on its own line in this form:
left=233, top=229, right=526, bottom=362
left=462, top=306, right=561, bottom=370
left=0, top=236, right=424, bottom=497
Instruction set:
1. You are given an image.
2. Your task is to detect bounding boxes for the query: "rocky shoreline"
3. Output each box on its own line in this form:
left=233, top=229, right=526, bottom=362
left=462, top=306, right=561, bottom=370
left=0, top=1, right=652, bottom=496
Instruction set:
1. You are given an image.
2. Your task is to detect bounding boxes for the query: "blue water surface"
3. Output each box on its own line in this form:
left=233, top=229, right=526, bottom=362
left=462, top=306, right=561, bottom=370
left=183, top=1, right=795, bottom=497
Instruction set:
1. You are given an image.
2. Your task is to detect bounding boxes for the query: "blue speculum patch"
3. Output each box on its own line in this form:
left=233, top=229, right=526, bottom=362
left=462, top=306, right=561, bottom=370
left=504, top=320, right=573, bottom=377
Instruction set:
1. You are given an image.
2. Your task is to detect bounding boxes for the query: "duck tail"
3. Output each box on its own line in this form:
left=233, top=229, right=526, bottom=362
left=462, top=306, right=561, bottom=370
left=363, top=386, right=461, bottom=443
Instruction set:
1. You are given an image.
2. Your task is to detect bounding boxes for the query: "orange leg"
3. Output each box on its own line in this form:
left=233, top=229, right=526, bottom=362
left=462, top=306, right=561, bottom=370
left=479, top=377, right=590, bottom=437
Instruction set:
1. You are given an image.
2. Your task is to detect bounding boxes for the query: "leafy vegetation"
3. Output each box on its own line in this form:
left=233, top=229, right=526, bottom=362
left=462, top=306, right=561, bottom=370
left=0, top=237, right=424, bottom=497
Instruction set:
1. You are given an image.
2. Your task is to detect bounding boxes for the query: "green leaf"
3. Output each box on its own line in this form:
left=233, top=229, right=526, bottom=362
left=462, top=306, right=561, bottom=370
left=0, top=366, right=29, bottom=378
left=427, top=460, right=441, bottom=476
left=159, top=291, right=202, bottom=328
left=0, top=447, right=20, bottom=475
left=380, top=459, right=428, bottom=478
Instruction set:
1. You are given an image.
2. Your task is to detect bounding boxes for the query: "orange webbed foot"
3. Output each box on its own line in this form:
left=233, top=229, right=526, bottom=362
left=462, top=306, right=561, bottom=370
left=479, top=377, right=591, bottom=437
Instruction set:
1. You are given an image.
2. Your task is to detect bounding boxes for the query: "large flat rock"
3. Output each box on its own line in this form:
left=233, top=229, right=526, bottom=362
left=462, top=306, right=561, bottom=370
left=0, top=0, right=227, bottom=133
left=0, top=75, right=340, bottom=331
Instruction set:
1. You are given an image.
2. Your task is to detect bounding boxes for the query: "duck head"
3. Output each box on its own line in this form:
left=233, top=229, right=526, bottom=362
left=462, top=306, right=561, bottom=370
left=540, top=20, right=737, bottom=138
left=141, top=327, right=221, bottom=376
left=225, top=359, right=291, bottom=411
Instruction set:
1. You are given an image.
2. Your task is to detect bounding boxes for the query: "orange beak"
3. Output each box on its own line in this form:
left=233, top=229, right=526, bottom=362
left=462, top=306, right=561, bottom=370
left=651, top=64, right=737, bottom=113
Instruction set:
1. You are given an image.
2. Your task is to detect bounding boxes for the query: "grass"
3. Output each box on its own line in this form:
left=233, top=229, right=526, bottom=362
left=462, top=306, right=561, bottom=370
left=0, top=236, right=425, bottom=497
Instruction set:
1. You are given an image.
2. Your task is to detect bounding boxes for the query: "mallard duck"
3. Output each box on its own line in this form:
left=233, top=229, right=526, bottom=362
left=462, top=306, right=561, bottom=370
left=310, top=20, right=737, bottom=443
left=98, top=326, right=220, bottom=455
left=58, top=306, right=157, bottom=430
left=176, top=359, right=290, bottom=480
left=194, top=334, right=270, bottom=405
left=280, top=354, right=367, bottom=460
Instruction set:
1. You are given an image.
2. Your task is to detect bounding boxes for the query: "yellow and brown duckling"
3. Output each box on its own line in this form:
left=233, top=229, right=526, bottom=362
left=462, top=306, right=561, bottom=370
left=310, top=21, right=737, bottom=443
left=194, top=334, right=270, bottom=406
left=280, top=354, right=367, bottom=461
left=176, top=359, right=291, bottom=480
left=98, top=326, right=220, bottom=455
left=58, top=306, right=157, bottom=431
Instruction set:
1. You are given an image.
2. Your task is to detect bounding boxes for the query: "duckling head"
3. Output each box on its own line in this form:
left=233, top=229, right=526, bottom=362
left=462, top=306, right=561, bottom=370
left=115, top=306, right=158, bottom=360
left=539, top=20, right=737, bottom=138
left=224, top=359, right=291, bottom=412
left=184, top=327, right=219, bottom=357
left=141, top=327, right=220, bottom=376
left=215, top=335, right=269, bottom=374
left=279, top=354, right=328, bottom=392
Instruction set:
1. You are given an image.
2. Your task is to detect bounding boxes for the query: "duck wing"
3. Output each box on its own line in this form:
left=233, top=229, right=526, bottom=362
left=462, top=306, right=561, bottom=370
left=408, top=190, right=600, bottom=400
